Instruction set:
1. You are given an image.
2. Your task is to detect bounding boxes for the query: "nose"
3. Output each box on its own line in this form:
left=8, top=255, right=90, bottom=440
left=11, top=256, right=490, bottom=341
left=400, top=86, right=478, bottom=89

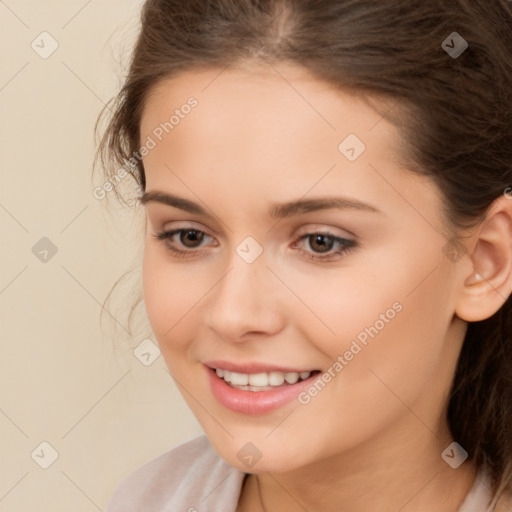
left=205, top=253, right=286, bottom=343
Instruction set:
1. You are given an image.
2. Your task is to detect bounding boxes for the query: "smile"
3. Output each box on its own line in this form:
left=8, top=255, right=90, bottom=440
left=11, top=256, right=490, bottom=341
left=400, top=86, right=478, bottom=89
left=214, top=368, right=319, bottom=391
left=205, top=364, right=323, bottom=415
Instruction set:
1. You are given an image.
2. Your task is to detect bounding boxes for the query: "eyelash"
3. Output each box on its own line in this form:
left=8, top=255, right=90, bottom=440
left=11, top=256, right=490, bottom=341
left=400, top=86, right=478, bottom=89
left=153, top=228, right=358, bottom=262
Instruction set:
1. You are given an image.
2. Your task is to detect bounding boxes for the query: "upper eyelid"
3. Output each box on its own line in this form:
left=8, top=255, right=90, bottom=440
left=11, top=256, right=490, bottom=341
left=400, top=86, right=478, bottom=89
left=296, top=224, right=353, bottom=236
left=161, top=227, right=353, bottom=241
left=157, top=221, right=357, bottom=238
left=147, top=207, right=358, bottom=236
left=146, top=208, right=224, bottom=236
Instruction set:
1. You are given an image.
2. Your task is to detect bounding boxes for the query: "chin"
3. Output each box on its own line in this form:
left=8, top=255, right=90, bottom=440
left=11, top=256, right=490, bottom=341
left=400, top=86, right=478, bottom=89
left=205, top=432, right=311, bottom=474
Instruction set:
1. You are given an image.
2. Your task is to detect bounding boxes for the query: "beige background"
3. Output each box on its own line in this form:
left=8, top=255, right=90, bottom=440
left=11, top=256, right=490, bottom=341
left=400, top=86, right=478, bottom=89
left=0, top=1, right=203, bottom=511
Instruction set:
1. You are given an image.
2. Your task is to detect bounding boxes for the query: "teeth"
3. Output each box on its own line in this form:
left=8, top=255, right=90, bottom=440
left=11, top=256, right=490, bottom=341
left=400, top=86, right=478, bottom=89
left=285, top=372, right=299, bottom=384
left=268, top=371, right=285, bottom=386
left=215, top=369, right=313, bottom=389
left=248, top=373, right=268, bottom=386
left=230, top=372, right=249, bottom=385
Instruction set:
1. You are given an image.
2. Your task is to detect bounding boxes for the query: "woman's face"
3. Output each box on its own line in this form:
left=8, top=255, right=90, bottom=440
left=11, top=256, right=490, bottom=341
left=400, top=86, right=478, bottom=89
left=139, top=63, right=467, bottom=473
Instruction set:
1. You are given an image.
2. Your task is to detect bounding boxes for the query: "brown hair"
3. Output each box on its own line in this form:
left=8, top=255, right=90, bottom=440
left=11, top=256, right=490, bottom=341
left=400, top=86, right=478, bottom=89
left=94, top=0, right=512, bottom=506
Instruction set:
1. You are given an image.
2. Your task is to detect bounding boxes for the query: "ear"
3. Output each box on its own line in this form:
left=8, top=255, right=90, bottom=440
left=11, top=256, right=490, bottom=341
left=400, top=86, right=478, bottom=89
left=454, top=194, right=512, bottom=322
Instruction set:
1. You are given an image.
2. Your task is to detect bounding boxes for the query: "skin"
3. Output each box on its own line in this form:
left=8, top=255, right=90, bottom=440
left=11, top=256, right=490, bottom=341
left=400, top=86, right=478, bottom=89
left=138, top=62, right=512, bottom=511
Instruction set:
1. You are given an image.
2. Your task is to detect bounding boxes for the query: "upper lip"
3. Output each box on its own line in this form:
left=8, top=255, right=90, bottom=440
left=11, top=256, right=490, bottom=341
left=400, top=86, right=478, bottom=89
left=204, top=360, right=320, bottom=374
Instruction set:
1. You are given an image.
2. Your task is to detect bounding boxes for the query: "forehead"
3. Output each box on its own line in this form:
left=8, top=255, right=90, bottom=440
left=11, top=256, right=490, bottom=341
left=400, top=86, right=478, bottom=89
left=140, top=63, right=406, bottom=171
left=138, top=64, right=444, bottom=233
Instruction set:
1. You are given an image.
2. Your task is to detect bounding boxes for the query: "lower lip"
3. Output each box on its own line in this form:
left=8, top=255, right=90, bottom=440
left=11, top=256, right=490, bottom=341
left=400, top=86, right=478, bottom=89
left=206, top=366, right=321, bottom=415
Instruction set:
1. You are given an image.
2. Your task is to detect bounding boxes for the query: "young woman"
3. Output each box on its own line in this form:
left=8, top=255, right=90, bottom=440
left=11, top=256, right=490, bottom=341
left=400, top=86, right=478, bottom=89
left=94, top=1, right=512, bottom=510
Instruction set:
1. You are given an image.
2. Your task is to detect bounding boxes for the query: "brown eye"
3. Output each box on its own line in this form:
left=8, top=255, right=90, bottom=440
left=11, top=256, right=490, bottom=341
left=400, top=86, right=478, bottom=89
left=308, top=234, right=335, bottom=253
left=292, top=231, right=357, bottom=262
left=179, top=230, right=205, bottom=247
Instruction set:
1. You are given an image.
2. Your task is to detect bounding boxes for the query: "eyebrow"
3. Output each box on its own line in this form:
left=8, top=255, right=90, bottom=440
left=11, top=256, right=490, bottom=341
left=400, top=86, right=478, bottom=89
left=139, top=191, right=382, bottom=218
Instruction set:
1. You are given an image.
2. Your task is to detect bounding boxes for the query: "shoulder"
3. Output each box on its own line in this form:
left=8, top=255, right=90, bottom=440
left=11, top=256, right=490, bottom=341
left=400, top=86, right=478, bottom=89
left=458, top=467, right=512, bottom=512
left=105, top=434, right=247, bottom=512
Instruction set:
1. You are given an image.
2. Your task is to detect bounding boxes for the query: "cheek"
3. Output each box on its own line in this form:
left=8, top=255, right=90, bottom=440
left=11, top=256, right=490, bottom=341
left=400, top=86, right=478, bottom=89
left=276, top=267, right=454, bottom=453
left=142, top=246, right=168, bottom=335
left=142, top=245, right=232, bottom=359
left=142, top=246, right=201, bottom=345
left=273, top=256, right=404, bottom=357
left=282, top=243, right=454, bottom=388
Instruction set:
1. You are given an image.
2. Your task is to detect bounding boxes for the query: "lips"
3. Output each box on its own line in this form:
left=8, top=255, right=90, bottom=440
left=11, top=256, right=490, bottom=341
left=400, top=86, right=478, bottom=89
left=205, top=364, right=323, bottom=415
left=204, top=360, right=318, bottom=374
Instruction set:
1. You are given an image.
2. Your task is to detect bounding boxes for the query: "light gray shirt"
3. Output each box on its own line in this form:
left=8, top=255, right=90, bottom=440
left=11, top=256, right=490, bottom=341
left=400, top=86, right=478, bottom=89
left=105, top=435, right=494, bottom=512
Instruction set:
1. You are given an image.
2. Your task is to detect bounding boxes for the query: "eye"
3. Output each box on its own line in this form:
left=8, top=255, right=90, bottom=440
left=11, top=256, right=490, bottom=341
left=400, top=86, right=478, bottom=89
left=294, top=232, right=357, bottom=261
left=152, top=227, right=358, bottom=262
left=152, top=228, right=215, bottom=257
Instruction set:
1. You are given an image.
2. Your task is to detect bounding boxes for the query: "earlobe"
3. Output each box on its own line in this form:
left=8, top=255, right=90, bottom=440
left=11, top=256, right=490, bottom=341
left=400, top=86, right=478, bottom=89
left=455, top=196, right=512, bottom=323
